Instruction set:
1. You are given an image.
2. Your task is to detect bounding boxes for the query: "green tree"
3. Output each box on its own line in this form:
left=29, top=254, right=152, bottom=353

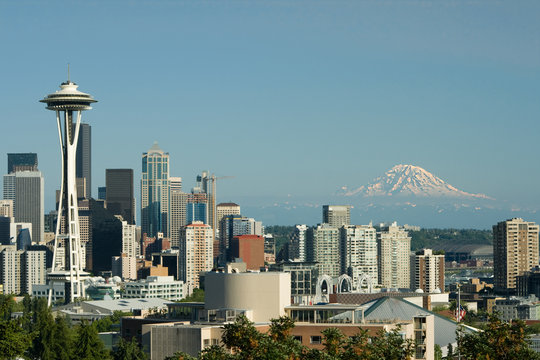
left=113, top=337, right=147, bottom=360
left=73, top=321, right=110, bottom=360
left=51, top=316, right=74, bottom=360
left=367, top=327, right=414, bottom=360
left=0, top=295, right=31, bottom=360
left=28, top=297, right=56, bottom=360
left=458, top=314, right=540, bottom=360
left=434, top=344, right=443, bottom=360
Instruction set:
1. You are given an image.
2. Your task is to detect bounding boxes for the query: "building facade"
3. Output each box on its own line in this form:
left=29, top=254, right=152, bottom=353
left=179, top=222, right=213, bottom=290
left=75, top=123, right=92, bottom=199
left=169, top=182, right=188, bottom=249
left=289, top=224, right=308, bottom=262
left=306, top=224, right=341, bottom=278
left=124, top=276, right=186, bottom=301
left=377, top=222, right=411, bottom=289
left=141, top=142, right=170, bottom=237
left=230, top=235, right=265, bottom=271
left=494, top=218, right=539, bottom=292
left=322, top=205, right=351, bottom=228
left=411, top=249, right=445, bottom=293
left=341, top=224, right=378, bottom=288
left=106, top=169, right=135, bottom=224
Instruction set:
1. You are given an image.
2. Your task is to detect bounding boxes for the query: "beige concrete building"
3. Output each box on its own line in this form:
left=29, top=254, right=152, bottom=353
left=494, top=218, right=539, bottom=292
left=322, top=205, right=351, bottom=227
left=341, top=224, right=378, bottom=287
left=112, top=253, right=137, bottom=280
left=0, top=200, right=13, bottom=218
left=179, top=222, right=213, bottom=290
left=378, top=222, right=411, bottom=289
left=169, top=177, right=187, bottom=249
left=307, top=224, right=341, bottom=277
left=411, top=249, right=445, bottom=293
left=205, top=271, right=291, bottom=323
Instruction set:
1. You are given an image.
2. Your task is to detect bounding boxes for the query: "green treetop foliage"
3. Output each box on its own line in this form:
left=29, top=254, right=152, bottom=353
left=180, top=288, right=205, bottom=303
left=73, top=320, right=111, bottom=360
left=457, top=314, right=540, bottom=360
left=113, top=337, right=147, bottom=360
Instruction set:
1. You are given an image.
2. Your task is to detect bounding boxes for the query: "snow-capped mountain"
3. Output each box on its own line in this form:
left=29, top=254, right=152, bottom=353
left=339, top=164, right=493, bottom=200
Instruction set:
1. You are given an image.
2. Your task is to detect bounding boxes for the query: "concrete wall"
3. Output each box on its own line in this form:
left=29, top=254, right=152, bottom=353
left=205, top=271, right=291, bottom=323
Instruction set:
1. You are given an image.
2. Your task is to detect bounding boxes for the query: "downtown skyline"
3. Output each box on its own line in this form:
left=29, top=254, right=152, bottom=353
left=1, top=1, right=540, bottom=228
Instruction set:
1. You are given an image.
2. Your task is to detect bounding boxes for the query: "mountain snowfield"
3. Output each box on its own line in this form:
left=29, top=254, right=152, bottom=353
left=339, top=164, right=493, bottom=200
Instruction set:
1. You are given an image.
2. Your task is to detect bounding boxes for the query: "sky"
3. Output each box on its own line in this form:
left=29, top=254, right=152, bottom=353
left=1, top=1, right=539, bottom=224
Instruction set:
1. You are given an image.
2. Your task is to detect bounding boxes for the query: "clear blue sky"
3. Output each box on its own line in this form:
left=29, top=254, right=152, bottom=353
left=1, top=1, right=539, bottom=216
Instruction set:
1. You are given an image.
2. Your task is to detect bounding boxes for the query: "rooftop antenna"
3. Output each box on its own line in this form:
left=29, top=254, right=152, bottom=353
left=67, top=63, right=70, bottom=82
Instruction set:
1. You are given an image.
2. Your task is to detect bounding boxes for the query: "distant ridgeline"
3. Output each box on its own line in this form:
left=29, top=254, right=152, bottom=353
left=265, top=225, right=492, bottom=254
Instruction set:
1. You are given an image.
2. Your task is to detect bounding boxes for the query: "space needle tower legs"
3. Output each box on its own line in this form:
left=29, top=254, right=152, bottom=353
left=40, top=78, right=97, bottom=305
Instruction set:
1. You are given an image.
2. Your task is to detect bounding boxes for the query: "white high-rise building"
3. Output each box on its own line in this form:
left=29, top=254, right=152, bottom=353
left=306, top=224, right=341, bottom=278
left=322, top=205, right=351, bottom=228
left=120, top=219, right=139, bottom=258
left=289, top=224, right=308, bottom=261
left=179, top=222, right=213, bottom=291
left=170, top=177, right=188, bottom=249
left=341, top=224, right=378, bottom=287
left=3, top=171, right=44, bottom=243
left=23, top=249, right=46, bottom=294
left=0, top=245, right=22, bottom=294
left=377, top=222, right=411, bottom=289
left=112, top=254, right=137, bottom=280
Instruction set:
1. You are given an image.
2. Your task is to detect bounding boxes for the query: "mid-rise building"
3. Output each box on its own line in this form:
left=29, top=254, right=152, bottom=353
left=219, top=215, right=262, bottom=261
left=0, top=200, right=13, bottom=218
left=120, top=220, right=139, bottom=258
left=378, top=222, right=411, bottom=289
left=141, top=142, right=170, bottom=237
left=411, top=249, right=445, bottom=293
left=494, top=218, right=539, bottom=293
left=179, top=222, right=213, bottom=290
left=322, top=205, right=351, bottom=227
left=112, top=253, right=137, bottom=280
left=215, top=203, right=241, bottom=257
left=106, top=169, right=135, bottom=224
left=22, top=248, right=46, bottom=294
left=0, top=245, right=46, bottom=295
left=3, top=170, right=44, bottom=243
left=124, top=276, right=186, bottom=301
left=306, top=224, right=341, bottom=278
left=230, top=235, right=264, bottom=271
left=341, top=224, right=378, bottom=287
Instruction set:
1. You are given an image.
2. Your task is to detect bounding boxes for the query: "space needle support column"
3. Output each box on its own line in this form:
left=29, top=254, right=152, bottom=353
left=41, top=79, right=97, bottom=306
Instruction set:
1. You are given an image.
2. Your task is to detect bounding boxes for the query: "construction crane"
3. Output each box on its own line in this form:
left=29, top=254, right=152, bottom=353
left=209, top=174, right=235, bottom=245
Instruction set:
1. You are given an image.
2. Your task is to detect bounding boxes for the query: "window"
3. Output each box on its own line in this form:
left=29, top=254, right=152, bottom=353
left=310, top=336, right=322, bottom=344
left=293, top=336, right=302, bottom=342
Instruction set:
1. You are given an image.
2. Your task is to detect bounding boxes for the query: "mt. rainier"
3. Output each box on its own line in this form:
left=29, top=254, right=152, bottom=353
left=340, top=164, right=493, bottom=200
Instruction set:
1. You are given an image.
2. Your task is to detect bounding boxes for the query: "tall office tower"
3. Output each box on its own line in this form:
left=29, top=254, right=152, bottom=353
left=75, top=123, right=91, bottom=199
left=169, top=177, right=188, bottom=249
left=40, top=78, right=96, bottom=304
left=7, top=153, right=38, bottom=173
left=90, top=200, right=122, bottom=274
left=411, top=249, right=444, bottom=293
left=3, top=171, right=44, bottom=243
left=187, top=192, right=208, bottom=224
left=322, top=205, right=351, bottom=227
left=494, top=218, right=540, bottom=292
left=141, top=142, right=170, bottom=238
left=219, top=215, right=263, bottom=261
left=341, top=224, right=378, bottom=287
left=120, top=219, right=139, bottom=258
left=98, top=187, right=106, bottom=200
left=179, top=221, right=213, bottom=290
left=0, top=200, right=13, bottom=218
left=214, top=203, right=241, bottom=258
left=289, top=224, right=308, bottom=261
left=306, top=224, right=341, bottom=278
left=106, top=169, right=135, bottom=224
left=377, top=222, right=411, bottom=289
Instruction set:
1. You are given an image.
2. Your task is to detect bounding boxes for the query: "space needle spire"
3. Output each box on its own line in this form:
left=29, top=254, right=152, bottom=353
left=40, top=76, right=97, bottom=305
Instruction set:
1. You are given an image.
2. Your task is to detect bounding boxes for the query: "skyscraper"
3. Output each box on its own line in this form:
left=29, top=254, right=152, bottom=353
left=169, top=177, right=188, bottom=249
left=289, top=224, right=308, bottom=262
left=341, top=224, right=378, bottom=287
left=187, top=192, right=208, bottom=224
left=141, top=142, right=170, bottom=237
left=306, top=224, right=341, bottom=278
left=75, top=123, right=91, bottom=199
left=493, top=218, right=539, bottom=293
left=7, top=153, right=38, bottom=173
left=3, top=171, right=44, bottom=243
left=322, top=205, right=351, bottom=227
left=106, top=169, right=135, bottom=224
left=377, top=222, right=411, bottom=289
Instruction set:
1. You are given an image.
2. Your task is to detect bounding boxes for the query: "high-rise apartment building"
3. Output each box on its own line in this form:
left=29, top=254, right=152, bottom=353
left=306, top=224, right=341, bottom=278
left=216, top=203, right=241, bottom=225
left=377, top=222, right=411, bottom=289
left=75, top=123, right=92, bottom=199
left=7, top=153, right=38, bottom=174
left=179, top=222, right=213, bottom=290
left=169, top=177, right=188, bottom=249
left=3, top=170, right=44, bottom=243
left=0, top=245, right=46, bottom=295
left=289, top=224, right=308, bottom=262
left=106, top=169, right=135, bottom=224
left=494, top=218, right=539, bottom=292
left=141, top=142, right=170, bottom=237
left=120, top=219, right=139, bottom=258
left=219, top=215, right=263, bottom=261
left=187, top=192, right=208, bottom=224
left=322, top=205, right=351, bottom=227
left=341, top=224, right=378, bottom=287
left=411, top=249, right=444, bottom=293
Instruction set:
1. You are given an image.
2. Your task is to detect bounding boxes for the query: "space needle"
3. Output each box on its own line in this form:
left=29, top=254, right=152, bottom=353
left=40, top=75, right=97, bottom=305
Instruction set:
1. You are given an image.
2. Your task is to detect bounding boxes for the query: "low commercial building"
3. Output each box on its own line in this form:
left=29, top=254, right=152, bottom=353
left=494, top=295, right=540, bottom=322
left=124, top=276, right=186, bottom=301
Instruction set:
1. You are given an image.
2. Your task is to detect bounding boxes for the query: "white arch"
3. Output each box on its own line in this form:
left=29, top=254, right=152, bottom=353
left=315, top=275, right=334, bottom=303
left=356, top=273, right=373, bottom=293
left=337, top=274, right=353, bottom=293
